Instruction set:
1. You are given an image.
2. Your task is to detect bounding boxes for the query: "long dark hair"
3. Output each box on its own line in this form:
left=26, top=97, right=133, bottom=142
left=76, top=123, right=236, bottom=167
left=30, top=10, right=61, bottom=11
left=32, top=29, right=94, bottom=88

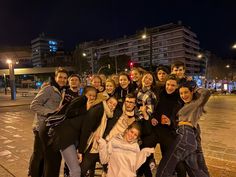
left=179, top=80, right=198, bottom=101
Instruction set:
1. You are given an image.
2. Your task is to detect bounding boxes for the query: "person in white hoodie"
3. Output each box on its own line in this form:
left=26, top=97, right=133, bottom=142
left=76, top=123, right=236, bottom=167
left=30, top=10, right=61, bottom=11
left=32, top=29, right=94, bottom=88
left=97, top=122, right=154, bottom=177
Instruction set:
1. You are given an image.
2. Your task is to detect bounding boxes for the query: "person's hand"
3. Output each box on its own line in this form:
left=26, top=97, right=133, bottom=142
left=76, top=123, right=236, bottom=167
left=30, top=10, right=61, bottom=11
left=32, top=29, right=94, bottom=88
left=161, top=114, right=170, bottom=125
left=186, top=76, right=193, bottom=81
left=94, top=134, right=100, bottom=142
left=151, top=118, right=158, bottom=126
left=40, top=82, right=50, bottom=89
left=77, top=153, right=82, bottom=163
left=139, top=102, right=148, bottom=120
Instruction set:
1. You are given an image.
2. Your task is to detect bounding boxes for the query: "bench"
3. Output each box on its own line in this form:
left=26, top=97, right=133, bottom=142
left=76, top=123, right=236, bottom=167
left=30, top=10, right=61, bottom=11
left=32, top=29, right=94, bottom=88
left=21, top=92, right=29, bottom=97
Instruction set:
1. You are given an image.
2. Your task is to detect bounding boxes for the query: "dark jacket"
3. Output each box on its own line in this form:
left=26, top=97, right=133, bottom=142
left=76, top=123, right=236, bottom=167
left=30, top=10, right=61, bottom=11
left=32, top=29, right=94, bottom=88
left=153, top=89, right=183, bottom=129
left=51, top=96, right=104, bottom=152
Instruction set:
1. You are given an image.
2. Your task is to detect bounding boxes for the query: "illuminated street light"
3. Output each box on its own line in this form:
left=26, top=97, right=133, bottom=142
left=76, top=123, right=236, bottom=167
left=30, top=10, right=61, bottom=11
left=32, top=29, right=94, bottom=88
left=232, top=43, right=236, bottom=49
left=6, top=59, right=12, bottom=64
left=142, top=34, right=147, bottom=39
left=6, top=59, right=16, bottom=100
left=226, top=64, right=230, bottom=68
left=197, top=54, right=203, bottom=59
left=82, top=52, right=87, bottom=57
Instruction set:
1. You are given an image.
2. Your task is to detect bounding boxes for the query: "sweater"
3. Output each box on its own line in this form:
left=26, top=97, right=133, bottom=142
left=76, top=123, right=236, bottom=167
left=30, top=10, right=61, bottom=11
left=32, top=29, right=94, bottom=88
left=98, top=134, right=154, bottom=177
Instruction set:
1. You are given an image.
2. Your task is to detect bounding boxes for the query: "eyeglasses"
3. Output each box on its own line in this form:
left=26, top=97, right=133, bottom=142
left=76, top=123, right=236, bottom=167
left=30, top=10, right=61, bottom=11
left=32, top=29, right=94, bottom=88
left=125, top=100, right=136, bottom=104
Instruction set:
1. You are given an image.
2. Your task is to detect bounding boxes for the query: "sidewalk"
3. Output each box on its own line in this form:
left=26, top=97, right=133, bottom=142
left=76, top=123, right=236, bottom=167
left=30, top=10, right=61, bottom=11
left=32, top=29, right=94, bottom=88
left=0, top=93, right=34, bottom=107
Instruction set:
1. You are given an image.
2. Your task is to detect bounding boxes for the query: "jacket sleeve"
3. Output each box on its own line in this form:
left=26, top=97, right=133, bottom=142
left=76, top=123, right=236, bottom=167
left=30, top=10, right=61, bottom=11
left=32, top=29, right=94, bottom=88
left=195, top=88, right=211, bottom=107
left=135, top=147, right=154, bottom=170
left=98, top=138, right=111, bottom=164
left=30, top=86, right=55, bottom=116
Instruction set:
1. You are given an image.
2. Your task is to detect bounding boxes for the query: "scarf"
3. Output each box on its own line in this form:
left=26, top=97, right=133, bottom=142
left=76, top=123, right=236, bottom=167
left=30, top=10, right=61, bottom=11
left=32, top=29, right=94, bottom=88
left=88, top=100, right=114, bottom=153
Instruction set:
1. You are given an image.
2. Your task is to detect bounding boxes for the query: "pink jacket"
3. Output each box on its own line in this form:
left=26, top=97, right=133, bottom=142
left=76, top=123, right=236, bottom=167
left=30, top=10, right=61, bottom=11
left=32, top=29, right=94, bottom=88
left=98, top=134, right=154, bottom=177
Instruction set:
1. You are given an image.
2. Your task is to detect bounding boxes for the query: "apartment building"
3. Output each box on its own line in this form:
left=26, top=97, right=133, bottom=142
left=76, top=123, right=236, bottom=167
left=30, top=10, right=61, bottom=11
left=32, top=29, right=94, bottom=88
left=31, top=33, right=64, bottom=67
left=79, top=22, right=205, bottom=75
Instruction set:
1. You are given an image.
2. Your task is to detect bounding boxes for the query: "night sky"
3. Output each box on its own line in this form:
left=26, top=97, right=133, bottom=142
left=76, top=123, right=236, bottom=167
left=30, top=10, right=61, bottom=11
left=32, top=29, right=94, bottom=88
left=0, top=0, right=236, bottom=58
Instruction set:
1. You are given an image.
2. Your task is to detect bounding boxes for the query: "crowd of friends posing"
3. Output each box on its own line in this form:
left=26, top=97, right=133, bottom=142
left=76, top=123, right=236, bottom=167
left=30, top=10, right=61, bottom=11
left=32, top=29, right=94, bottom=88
left=28, top=61, right=211, bottom=177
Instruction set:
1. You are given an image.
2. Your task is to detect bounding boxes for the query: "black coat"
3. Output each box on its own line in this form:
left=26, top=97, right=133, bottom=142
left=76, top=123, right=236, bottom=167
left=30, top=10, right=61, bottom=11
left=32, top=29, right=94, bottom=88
left=154, top=89, right=183, bottom=129
left=51, top=96, right=104, bottom=152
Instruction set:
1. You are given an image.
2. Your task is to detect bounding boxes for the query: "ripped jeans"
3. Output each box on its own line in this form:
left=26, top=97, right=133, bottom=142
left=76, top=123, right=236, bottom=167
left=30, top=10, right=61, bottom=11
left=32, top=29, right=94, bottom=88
left=156, top=125, right=209, bottom=177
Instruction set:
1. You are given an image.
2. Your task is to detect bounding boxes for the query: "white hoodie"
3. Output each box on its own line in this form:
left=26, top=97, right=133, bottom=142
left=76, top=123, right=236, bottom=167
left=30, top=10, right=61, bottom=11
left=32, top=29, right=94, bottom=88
left=98, top=134, right=154, bottom=177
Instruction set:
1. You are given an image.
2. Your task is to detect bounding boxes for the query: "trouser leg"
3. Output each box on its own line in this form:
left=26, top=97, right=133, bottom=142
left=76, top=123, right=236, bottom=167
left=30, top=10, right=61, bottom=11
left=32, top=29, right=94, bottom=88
left=28, top=130, right=44, bottom=177
left=80, top=152, right=99, bottom=177
left=61, top=145, right=81, bottom=177
left=156, top=126, right=197, bottom=177
left=195, top=125, right=210, bottom=176
left=39, top=121, right=61, bottom=177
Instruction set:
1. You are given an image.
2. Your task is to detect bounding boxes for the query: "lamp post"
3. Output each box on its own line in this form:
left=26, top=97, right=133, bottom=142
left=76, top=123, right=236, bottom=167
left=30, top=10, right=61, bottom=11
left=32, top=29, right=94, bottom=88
left=82, top=52, right=95, bottom=74
left=3, top=73, right=7, bottom=95
left=142, top=32, right=153, bottom=71
left=197, top=54, right=209, bottom=88
left=6, top=59, right=16, bottom=100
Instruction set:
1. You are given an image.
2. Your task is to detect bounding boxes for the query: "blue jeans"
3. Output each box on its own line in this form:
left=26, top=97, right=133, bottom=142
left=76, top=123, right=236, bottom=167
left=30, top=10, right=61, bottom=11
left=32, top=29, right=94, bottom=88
left=61, top=145, right=81, bottom=177
left=156, top=125, right=209, bottom=177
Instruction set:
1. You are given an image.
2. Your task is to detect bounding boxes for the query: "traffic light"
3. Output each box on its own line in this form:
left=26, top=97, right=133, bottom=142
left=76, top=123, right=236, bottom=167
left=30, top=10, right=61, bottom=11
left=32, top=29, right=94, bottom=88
left=129, top=61, right=134, bottom=68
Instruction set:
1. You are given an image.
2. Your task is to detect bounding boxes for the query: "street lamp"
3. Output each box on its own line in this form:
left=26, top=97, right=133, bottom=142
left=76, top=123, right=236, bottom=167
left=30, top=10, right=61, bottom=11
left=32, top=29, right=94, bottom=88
left=197, top=53, right=209, bottom=88
left=3, top=73, right=7, bottom=95
left=6, top=59, right=16, bottom=100
left=142, top=31, right=153, bottom=71
left=82, top=52, right=95, bottom=74
left=232, top=43, right=236, bottom=49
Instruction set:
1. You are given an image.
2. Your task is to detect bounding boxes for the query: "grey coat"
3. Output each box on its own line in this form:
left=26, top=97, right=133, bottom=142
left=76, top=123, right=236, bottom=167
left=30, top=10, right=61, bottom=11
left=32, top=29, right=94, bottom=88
left=30, top=85, right=64, bottom=131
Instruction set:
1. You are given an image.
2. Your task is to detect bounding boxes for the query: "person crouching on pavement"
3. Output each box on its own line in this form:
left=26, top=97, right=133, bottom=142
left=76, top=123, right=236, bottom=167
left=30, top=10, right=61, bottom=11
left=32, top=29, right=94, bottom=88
left=97, top=122, right=154, bottom=177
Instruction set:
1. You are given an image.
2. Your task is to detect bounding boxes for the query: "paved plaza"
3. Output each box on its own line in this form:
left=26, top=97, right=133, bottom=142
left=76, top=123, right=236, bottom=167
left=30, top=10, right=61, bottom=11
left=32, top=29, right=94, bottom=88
left=0, top=93, right=236, bottom=177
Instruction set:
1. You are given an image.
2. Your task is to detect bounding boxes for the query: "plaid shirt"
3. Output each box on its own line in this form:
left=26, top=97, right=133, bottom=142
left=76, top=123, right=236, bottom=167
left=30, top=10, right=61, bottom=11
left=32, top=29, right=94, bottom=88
left=136, top=87, right=157, bottom=120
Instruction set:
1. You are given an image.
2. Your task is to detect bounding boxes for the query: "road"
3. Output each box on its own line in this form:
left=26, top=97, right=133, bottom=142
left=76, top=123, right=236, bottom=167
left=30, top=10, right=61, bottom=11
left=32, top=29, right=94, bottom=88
left=0, top=95, right=236, bottom=177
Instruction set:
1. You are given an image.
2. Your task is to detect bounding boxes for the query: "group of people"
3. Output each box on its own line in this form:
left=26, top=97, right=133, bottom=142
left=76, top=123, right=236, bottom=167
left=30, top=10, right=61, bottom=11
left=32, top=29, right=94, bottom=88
left=28, top=60, right=211, bottom=177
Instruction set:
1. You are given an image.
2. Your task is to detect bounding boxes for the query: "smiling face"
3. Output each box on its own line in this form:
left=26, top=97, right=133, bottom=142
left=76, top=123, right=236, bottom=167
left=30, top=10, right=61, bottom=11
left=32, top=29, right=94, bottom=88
left=172, top=66, right=185, bottom=79
left=91, top=77, right=102, bottom=90
left=142, top=73, right=153, bottom=88
left=165, top=79, right=178, bottom=94
left=105, top=81, right=116, bottom=94
left=107, top=97, right=118, bottom=112
left=55, top=72, right=68, bottom=87
left=179, top=87, right=193, bottom=103
left=131, top=69, right=142, bottom=82
left=119, top=75, right=130, bottom=89
left=124, top=127, right=140, bottom=143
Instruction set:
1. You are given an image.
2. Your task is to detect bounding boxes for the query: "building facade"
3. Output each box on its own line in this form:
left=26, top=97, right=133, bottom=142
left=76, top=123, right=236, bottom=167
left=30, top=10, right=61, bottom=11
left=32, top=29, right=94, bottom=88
left=80, top=22, right=205, bottom=75
left=31, top=33, right=64, bottom=67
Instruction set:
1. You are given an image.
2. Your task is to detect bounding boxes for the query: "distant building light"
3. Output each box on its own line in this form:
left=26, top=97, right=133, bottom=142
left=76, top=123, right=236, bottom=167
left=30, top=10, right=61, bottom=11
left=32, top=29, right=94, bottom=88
left=48, top=40, right=57, bottom=45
